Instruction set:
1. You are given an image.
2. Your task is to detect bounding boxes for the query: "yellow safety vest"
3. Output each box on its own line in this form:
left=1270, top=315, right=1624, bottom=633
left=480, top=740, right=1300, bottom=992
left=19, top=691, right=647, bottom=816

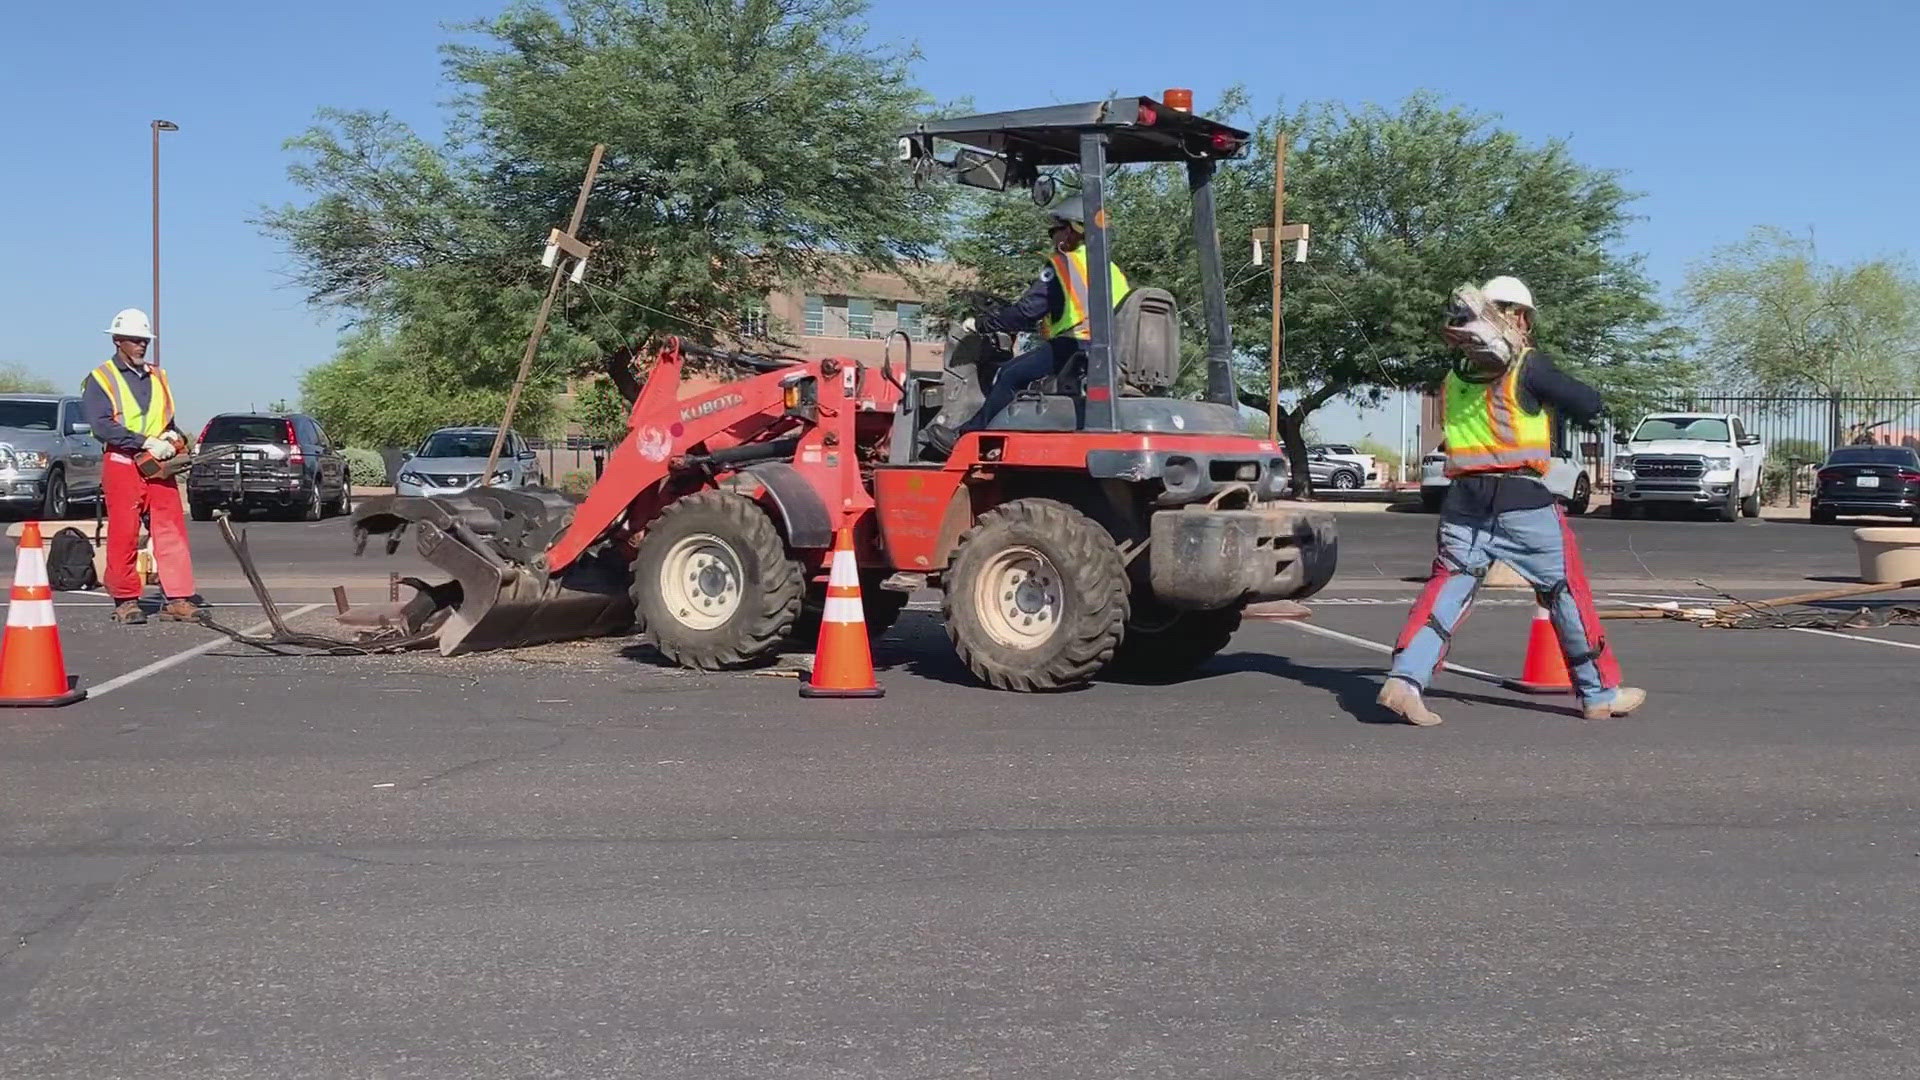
left=1442, top=352, right=1551, bottom=478
left=1043, top=247, right=1131, bottom=340
left=88, top=361, right=175, bottom=439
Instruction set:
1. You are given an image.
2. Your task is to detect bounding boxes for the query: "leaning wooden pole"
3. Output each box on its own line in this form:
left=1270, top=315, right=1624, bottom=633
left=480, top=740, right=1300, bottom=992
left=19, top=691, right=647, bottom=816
left=1268, top=130, right=1286, bottom=445
left=481, top=143, right=606, bottom=486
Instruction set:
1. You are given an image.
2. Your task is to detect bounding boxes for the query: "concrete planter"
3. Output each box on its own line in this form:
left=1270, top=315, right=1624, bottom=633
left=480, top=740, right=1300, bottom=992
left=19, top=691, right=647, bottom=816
left=1852, top=527, right=1920, bottom=584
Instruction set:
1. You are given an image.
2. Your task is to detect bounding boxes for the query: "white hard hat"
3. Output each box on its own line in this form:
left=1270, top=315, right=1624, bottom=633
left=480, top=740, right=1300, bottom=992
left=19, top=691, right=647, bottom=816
left=1481, top=276, right=1534, bottom=311
left=104, top=308, right=155, bottom=339
left=1048, top=196, right=1085, bottom=228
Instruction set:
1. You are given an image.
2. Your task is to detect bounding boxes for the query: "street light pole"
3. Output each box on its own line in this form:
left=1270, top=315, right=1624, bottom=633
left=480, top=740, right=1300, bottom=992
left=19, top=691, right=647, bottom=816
left=151, top=120, right=178, bottom=363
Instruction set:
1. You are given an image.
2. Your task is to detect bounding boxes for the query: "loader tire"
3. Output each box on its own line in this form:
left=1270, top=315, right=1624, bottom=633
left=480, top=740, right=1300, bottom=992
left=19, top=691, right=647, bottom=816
left=944, top=499, right=1127, bottom=692
left=632, top=491, right=803, bottom=670
left=1110, top=599, right=1243, bottom=681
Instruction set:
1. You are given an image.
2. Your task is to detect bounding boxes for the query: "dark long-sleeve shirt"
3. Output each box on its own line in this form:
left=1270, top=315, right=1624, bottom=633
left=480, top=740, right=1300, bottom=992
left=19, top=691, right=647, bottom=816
left=1447, top=349, right=1605, bottom=515
left=980, top=262, right=1068, bottom=337
left=79, top=356, right=180, bottom=454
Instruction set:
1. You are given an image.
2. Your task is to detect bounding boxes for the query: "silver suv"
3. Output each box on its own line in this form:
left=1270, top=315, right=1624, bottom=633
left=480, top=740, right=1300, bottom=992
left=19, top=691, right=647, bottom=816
left=395, top=427, right=544, bottom=497
left=0, top=395, right=103, bottom=519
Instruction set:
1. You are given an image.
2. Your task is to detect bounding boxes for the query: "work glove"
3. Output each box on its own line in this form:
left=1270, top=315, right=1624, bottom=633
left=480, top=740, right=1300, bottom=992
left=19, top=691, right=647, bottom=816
left=143, top=436, right=178, bottom=461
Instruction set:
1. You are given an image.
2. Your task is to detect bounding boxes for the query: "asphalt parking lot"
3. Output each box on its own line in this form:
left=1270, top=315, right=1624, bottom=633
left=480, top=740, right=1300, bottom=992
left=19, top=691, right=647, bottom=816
left=3, top=510, right=1918, bottom=1078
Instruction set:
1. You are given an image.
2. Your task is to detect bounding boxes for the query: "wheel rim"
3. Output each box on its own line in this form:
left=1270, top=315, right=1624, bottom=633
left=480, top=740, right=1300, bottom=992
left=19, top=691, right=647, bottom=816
left=48, top=477, right=65, bottom=516
left=1334, top=473, right=1356, bottom=489
left=659, top=534, right=744, bottom=631
left=972, top=545, right=1063, bottom=649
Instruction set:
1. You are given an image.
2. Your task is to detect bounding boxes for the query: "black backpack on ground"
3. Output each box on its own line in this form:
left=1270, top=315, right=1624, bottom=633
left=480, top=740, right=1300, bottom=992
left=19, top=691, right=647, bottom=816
left=47, top=527, right=98, bottom=592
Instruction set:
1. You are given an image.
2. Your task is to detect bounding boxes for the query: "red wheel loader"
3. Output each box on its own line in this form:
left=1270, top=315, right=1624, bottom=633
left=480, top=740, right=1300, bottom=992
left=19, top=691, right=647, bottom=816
left=349, top=95, right=1338, bottom=690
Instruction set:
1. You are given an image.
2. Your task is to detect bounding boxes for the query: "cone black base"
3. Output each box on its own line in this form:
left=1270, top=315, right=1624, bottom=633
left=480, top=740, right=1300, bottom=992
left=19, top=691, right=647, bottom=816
left=0, top=676, right=86, bottom=708
left=1502, top=678, right=1572, bottom=696
left=799, top=682, right=884, bottom=699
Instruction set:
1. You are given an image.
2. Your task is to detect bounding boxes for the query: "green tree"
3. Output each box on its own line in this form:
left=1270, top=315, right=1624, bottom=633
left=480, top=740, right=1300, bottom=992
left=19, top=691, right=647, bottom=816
left=265, top=0, right=950, bottom=445
left=946, top=93, right=1687, bottom=489
left=572, top=377, right=632, bottom=444
left=0, top=364, right=57, bottom=394
left=1682, top=227, right=1920, bottom=396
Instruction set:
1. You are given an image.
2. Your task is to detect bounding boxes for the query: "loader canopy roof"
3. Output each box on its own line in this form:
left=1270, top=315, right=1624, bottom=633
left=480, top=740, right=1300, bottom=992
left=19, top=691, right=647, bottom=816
left=905, top=97, right=1251, bottom=166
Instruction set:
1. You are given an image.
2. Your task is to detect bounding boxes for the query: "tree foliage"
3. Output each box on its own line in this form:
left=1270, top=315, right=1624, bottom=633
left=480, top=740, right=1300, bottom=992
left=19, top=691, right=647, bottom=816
left=945, top=93, right=1686, bottom=486
left=0, top=364, right=57, bottom=395
left=1682, top=227, right=1920, bottom=396
left=266, top=0, right=949, bottom=445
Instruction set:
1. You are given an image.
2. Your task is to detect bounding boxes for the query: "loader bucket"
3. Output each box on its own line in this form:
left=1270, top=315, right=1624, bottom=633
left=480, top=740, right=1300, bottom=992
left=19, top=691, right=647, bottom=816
left=350, top=491, right=634, bottom=655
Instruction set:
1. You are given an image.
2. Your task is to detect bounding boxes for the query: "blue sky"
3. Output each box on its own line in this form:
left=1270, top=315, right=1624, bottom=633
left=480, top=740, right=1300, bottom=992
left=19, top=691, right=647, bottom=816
left=3, top=0, right=1914, bottom=441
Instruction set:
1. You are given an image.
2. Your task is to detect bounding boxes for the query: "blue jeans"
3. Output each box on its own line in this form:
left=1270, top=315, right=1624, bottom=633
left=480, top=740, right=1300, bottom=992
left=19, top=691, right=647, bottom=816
left=1389, top=503, right=1622, bottom=706
left=955, top=343, right=1071, bottom=435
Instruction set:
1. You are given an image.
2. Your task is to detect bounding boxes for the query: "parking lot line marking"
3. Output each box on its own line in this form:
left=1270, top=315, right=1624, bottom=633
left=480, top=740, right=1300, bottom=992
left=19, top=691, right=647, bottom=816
left=89, top=603, right=325, bottom=698
left=1281, top=620, right=1507, bottom=683
left=1788, top=627, right=1920, bottom=653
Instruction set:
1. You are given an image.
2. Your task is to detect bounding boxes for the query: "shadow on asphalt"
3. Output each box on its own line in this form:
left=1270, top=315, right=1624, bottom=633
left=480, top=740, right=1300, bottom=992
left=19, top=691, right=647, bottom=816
left=1185, top=650, right=1587, bottom=724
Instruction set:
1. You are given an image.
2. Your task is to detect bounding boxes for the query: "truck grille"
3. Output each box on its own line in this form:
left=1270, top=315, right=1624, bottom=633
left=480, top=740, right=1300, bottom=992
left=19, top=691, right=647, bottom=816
left=423, top=472, right=478, bottom=487
left=1632, top=455, right=1705, bottom=479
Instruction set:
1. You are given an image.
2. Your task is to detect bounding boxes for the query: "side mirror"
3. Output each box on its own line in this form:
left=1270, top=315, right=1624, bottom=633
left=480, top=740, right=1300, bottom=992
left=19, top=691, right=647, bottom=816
left=1612, top=430, right=1630, bottom=446
left=1738, top=433, right=1762, bottom=446
left=67, top=422, right=91, bottom=437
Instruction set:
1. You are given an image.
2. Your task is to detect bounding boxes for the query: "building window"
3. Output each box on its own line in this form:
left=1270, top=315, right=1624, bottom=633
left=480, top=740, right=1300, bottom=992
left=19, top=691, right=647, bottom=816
left=896, top=302, right=925, bottom=340
left=803, top=296, right=825, bottom=336
left=740, top=304, right=769, bottom=339
left=847, top=297, right=875, bottom=339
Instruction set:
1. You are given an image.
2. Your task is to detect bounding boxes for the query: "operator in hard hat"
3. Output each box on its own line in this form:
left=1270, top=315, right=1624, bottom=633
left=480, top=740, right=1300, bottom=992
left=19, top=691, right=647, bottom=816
left=920, top=195, right=1130, bottom=459
left=1377, top=276, right=1644, bottom=726
left=79, top=309, right=201, bottom=625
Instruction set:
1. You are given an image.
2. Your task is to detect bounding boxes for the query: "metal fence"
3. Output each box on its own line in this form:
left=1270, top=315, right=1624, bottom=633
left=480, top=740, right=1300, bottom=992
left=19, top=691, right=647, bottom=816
left=1667, top=394, right=1920, bottom=463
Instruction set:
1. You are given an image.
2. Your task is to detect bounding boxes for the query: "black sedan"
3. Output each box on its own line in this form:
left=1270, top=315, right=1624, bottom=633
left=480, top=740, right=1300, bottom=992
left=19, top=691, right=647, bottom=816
left=1811, top=445, right=1920, bottom=524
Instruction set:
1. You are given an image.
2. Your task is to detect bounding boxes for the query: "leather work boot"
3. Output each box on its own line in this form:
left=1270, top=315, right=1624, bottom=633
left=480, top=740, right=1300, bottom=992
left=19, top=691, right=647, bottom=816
left=1584, top=687, right=1647, bottom=720
left=156, top=597, right=207, bottom=622
left=109, top=600, right=147, bottom=625
left=1377, top=678, right=1444, bottom=727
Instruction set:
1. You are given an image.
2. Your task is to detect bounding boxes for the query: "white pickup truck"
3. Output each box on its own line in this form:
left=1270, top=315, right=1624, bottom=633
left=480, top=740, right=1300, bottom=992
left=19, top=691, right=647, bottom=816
left=1610, top=413, right=1766, bottom=522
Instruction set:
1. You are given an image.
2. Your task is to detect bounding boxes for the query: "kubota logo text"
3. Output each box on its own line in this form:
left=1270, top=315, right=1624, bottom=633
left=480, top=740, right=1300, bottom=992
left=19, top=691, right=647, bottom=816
left=680, top=394, right=744, bottom=423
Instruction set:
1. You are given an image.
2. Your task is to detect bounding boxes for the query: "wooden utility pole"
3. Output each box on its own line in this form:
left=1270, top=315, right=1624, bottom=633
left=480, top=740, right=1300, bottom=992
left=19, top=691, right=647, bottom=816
left=481, top=143, right=606, bottom=486
left=1251, top=132, right=1308, bottom=445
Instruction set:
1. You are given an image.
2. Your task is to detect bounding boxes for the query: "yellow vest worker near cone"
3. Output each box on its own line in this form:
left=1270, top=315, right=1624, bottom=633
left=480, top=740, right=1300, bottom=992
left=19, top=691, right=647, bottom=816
left=79, top=309, right=202, bottom=626
left=0, top=522, right=87, bottom=706
left=1377, top=277, right=1645, bottom=727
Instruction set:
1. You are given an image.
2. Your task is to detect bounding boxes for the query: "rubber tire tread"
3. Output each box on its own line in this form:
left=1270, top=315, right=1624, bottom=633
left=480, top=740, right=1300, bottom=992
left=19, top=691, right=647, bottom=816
left=632, top=490, right=803, bottom=670
left=1716, top=484, right=1739, bottom=522
left=1111, top=604, right=1243, bottom=680
left=944, top=498, right=1128, bottom=692
left=1741, top=488, right=1760, bottom=518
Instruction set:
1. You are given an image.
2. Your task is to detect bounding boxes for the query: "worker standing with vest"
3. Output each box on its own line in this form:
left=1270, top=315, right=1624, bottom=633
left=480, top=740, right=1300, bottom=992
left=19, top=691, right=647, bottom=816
left=921, top=196, right=1131, bottom=458
left=78, top=309, right=201, bottom=625
left=1378, top=278, right=1644, bottom=726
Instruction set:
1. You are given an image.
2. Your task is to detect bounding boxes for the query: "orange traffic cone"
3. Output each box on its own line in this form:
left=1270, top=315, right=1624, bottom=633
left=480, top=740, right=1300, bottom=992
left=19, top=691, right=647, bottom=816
left=1503, top=603, right=1571, bottom=695
left=799, top=528, right=883, bottom=699
left=0, top=522, right=86, bottom=707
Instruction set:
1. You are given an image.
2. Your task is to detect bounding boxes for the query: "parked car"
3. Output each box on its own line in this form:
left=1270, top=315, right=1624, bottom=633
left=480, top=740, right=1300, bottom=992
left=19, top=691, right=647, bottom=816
left=1419, top=436, right=1593, bottom=515
left=0, top=394, right=102, bottom=519
left=394, top=428, right=544, bottom=498
left=1810, top=445, right=1920, bottom=525
left=1307, top=449, right=1368, bottom=490
left=1610, top=412, right=1765, bottom=522
left=187, top=413, right=353, bottom=521
left=1309, top=444, right=1379, bottom=487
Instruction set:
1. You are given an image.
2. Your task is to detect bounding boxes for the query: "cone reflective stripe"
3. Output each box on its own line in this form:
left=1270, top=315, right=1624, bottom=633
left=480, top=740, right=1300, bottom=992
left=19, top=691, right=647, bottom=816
left=1502, top=603, right=1572, bottom=695
left=799, top=528, right=883, bottom=699
left=0, top=522, right=86, bottom=707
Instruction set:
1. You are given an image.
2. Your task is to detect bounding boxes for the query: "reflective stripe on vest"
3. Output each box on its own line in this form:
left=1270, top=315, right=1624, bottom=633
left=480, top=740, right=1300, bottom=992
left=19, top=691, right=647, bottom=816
left=88, top=362, right=175, bottom=439
left=1043, top=247, right=1131, bottom=340
left=1442, top=354, right=1551, bottom=478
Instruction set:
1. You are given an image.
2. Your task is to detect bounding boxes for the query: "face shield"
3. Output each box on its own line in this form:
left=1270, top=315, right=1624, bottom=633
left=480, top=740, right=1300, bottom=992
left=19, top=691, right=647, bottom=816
left=1441, top=284, right=1527, bottom=381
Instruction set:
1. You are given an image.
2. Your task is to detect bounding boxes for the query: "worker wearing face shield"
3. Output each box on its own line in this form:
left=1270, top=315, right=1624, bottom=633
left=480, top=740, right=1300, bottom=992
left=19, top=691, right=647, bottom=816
left=1377, top=277, right=1645, bottom=726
